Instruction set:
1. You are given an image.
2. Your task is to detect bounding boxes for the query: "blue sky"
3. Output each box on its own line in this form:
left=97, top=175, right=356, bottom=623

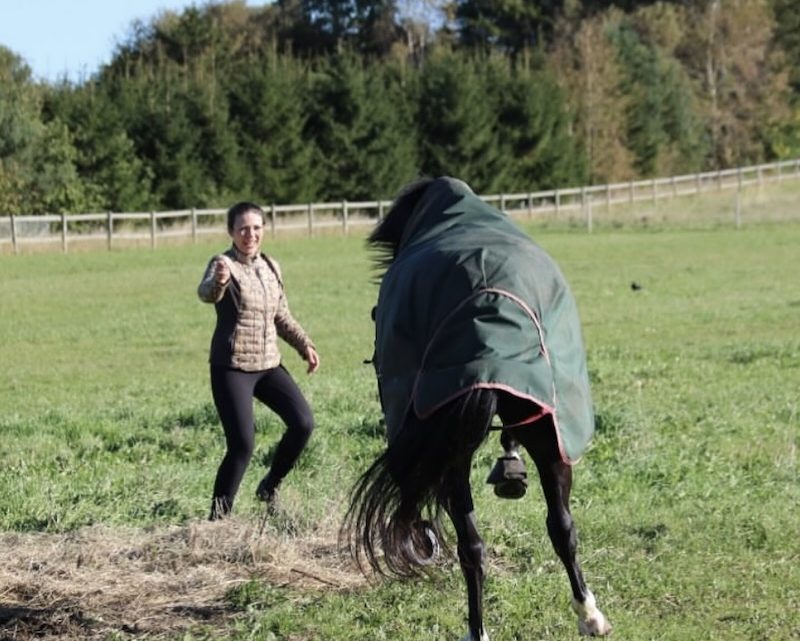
left=1, top=1, right=262, bottom=83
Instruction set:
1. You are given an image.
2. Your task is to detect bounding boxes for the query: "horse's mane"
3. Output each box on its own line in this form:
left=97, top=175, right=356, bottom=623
left=368, top=177, right=435, bottom=278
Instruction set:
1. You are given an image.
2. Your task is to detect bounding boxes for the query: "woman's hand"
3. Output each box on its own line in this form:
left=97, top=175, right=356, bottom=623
left=214, top=258, right=230, bottom=284
left=305, top=346, right=320, bottom=374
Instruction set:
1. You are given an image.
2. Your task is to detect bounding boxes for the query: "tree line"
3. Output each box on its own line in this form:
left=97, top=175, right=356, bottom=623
left=1, top=0, right=798, bottom=215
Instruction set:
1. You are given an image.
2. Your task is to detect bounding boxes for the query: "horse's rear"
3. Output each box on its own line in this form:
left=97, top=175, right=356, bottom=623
left=343, top=177, right=612, bottom=640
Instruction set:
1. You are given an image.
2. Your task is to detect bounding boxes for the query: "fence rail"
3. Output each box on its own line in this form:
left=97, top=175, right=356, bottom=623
left=2, top=159, right=799, bottom=254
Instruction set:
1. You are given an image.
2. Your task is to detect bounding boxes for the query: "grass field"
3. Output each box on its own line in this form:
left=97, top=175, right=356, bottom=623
left=1, top=214, right=799, bottom=639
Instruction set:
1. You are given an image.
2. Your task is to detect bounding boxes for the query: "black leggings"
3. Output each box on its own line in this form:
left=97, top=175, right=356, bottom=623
left=209, top=364, right=314, bottom=516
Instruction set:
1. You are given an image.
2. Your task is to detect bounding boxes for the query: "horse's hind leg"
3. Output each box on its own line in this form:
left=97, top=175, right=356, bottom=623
left=444, top=460, right=490, bottom=641
left=512, top=424, right=612, bottom=636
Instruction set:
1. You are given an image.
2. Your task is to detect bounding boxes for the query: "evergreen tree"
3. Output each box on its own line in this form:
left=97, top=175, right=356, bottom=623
left=227, top=55, right=318, bottom=204
left=43, top=83, right=154, bottom=212
left=191, top=84, right=250, bottom=204
left=416, top=50, right=507, bottom=192
left=494, top=60, right=587, bottom=189
left=610, top=17, right=705, bottom=176
left=611, top=25, right=665, bottom=176
left=149, top=97, right=209, bottom=209
left=25, top=119, right=95, bottom=214
left=306, top=53, right=418, bottom=200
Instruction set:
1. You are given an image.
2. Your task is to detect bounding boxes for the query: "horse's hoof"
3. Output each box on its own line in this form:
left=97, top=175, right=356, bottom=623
left=577, top=614, right=612, bottom=636
left=572, top=591, right=612, bottom=636
left=493, top=478, right=527, bottom=499
left=460, top=629, right=489, bottom=641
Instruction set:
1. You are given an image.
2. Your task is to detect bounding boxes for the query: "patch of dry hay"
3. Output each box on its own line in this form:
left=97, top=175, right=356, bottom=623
left=0, top=511, right=365, bottom=640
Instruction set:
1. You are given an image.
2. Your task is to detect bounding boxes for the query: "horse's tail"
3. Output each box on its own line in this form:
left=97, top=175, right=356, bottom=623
left=342, top=388, right=497, bottom=577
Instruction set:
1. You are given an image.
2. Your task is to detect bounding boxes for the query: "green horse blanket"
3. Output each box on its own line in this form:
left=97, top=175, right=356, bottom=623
left=373, top=177, right=594, bottom=463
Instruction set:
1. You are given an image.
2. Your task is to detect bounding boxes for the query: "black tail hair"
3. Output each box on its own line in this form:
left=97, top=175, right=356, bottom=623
left=342, top=388, right=497, bottom=578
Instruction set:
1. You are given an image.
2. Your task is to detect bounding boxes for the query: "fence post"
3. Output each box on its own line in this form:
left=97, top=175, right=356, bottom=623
left=10, top=214, right=18, bottom=255
left=555, top=189, right=561, bottom=216
left=61, top=212, right=67, bottom=253
left=342, top=200, right=349, bottom=235
left=107, top=212, right=113, bottom=250
left=580, top=186, right=586, bottom=224
left=735, top=184, right=742, bottom=229
left=500, top=193, right=506, bottom=212
left=629, top=180, right=634, bottom=203
left=651, top=178, right=657, bottom=203
left=378, top=200, right=384, bottom=221
left=527, top=192, right=533, bottom=219
left=270, top=204, right=276, bottom=238
left=587, top=195, right=593, bottom=233
left=150, top=211, right=156, bottom=249
left=307, top=203, right=313, bottom=237
left=191, top=208, right=197, bottom=244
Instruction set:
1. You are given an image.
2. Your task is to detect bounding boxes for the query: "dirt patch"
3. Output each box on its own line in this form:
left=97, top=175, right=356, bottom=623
left=0, top=514, right=365, bottom=640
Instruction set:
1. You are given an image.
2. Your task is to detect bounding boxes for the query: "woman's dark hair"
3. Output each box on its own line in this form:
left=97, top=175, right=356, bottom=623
left=227, top=201, right=265, bottom=233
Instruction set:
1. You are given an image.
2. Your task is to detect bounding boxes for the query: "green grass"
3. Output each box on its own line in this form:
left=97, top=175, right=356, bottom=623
left=1, top=221, right=799, bottom=639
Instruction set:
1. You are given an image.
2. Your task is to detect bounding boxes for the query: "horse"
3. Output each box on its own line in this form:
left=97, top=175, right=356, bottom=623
left=342, top=176, right=612, bottom=640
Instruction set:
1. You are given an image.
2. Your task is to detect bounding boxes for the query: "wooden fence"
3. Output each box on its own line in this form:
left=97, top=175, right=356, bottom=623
left=2, top=158, right=799, bottom=254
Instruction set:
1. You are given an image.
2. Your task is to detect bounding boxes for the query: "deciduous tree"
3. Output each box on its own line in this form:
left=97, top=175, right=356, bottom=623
left=678, top=0, right=791, bottom=166
left=549, top=12, right=635, bottom=183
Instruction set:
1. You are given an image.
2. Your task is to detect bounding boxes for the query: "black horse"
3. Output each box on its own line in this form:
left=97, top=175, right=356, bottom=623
left=343, top=177, right=612, bottom=640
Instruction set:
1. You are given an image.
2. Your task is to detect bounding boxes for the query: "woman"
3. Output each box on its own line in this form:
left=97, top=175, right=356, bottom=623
left=198, top=201, right=320, bottom=520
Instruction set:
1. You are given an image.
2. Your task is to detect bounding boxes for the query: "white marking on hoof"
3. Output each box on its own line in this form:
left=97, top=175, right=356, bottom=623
left=571, top=590, right=612, bottom=636
left=460, top=628, right=489, bottom=641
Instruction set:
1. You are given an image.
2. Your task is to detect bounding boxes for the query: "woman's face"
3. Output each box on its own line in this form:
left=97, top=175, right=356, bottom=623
left=230, top=210, right=264, bottom=257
